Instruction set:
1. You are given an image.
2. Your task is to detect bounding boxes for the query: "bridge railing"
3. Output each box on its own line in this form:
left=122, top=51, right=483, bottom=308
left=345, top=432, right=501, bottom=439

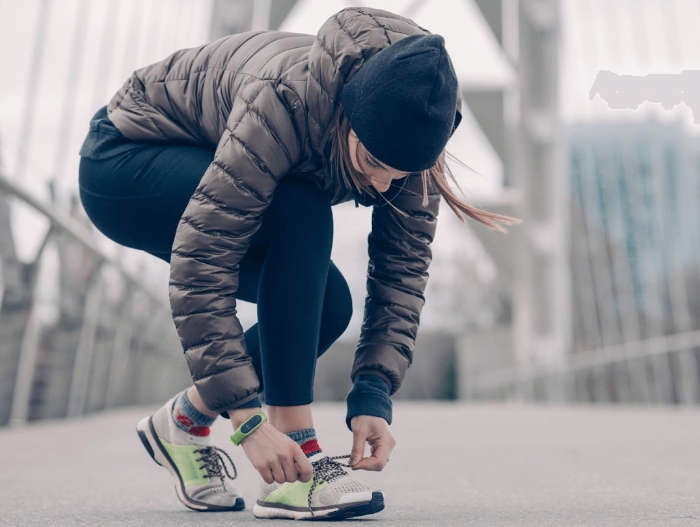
left=462, top=330, right=700, bottom=404
left=0, top=171, right=190, bottom=426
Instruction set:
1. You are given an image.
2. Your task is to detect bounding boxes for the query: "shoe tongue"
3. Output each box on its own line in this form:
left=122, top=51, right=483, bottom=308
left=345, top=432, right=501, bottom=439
left=307, top=451, right=325, bottom=463
left=172, top=424, right=212, bottom=446
left=186, top=433, right=211, bottom=446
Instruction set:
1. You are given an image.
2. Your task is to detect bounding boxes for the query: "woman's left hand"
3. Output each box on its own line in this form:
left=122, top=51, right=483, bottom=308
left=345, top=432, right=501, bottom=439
left=349, top=415, right=396, bottom=471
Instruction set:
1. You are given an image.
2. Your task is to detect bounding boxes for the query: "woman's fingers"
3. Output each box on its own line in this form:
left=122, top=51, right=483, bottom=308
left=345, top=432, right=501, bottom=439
left=350, top=428, right=367, bottom=466
left=241, top=422, right=311, bottom=484
left=352, top=440, right=391, bottom=471
left=258, top=465, right=275, bottom=484
left=270, top=462, right=287, bottom=484
left=280, top=449, right=300, bottom=483
left=349, top=415, right=396, bottom=472
left=294, top=451, right=314, bottom=483
left=271, top=447, right=314, bottom=484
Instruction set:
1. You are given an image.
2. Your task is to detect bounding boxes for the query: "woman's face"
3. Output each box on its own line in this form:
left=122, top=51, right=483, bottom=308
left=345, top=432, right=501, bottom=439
left=348, top=129, right=408, bottom=193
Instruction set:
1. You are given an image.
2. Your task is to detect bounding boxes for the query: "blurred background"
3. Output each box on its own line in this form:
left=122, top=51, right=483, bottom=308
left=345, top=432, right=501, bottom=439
left=1, top=0, right=699, bottom=427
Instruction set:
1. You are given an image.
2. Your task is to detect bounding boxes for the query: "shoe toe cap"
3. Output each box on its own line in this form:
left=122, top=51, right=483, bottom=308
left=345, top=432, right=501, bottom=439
left=188, top=485, right=242, bottom=507
left=337, top=491, right=374, bottom=505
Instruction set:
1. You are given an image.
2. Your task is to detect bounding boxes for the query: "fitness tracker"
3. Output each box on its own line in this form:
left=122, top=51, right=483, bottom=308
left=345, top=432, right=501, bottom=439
left=230, top=411, right=268, bottom=446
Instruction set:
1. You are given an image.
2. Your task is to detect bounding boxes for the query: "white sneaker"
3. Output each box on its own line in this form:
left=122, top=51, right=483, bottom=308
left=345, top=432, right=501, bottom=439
left=252, top=454, right=384, bottom=520
left=136, top=395, right=245, bottom=511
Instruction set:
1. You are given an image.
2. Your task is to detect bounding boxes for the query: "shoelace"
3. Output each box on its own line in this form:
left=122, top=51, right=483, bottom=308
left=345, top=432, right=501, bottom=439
left=195, top=446, right=238, bottom=484
left=307, top=455, right=351, bottom=515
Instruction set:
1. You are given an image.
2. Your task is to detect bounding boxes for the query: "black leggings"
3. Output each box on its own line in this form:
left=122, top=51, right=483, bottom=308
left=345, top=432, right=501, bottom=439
left=78, top=134, right=352, bottom=407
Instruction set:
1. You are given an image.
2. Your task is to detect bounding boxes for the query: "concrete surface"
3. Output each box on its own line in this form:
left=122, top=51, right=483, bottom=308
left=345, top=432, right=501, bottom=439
left=1, top=402, right=699, bottom=526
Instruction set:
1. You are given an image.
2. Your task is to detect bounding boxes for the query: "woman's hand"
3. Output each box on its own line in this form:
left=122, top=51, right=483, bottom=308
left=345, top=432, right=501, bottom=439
left=229, top=408, right=313, bottom=485
left=349, top=415, right=396, bottom=471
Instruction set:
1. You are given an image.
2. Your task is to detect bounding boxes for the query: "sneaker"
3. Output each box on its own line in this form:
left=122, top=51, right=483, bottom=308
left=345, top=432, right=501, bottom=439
left=252, top=454, right=384, bottom=520
left=136, top=395, right=245, bottom=511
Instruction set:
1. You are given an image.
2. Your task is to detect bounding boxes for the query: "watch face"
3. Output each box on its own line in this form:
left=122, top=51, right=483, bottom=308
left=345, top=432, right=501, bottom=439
left=241, top=414, right=263, bottom=434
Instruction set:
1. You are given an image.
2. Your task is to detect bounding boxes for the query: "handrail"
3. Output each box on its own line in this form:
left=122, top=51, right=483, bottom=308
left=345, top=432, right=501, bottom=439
left=0, top=169, right=190, bottom=425
left=0, top=170, right=170, bottom=311
left=469, top=329, right=700, bottom=394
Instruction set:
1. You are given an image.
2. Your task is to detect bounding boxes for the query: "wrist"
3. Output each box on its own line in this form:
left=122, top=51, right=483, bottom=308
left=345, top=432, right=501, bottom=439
left=351, top=414, right=389, bottom=428
left=228, top=406, right=262, bottom=429
left=230, top=410, right=268, bottom=446
left=346, top=374, right=393, bottom=430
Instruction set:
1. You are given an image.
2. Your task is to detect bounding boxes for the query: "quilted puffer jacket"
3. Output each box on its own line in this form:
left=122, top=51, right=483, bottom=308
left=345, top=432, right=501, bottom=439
left=107, top=7, right=462, bottom=413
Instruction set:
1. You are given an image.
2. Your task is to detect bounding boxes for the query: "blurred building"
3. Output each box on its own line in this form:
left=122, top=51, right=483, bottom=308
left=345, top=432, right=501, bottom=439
left=570, top=119, right=700, bottom=351
left=465, top=119, right=700, bottom=403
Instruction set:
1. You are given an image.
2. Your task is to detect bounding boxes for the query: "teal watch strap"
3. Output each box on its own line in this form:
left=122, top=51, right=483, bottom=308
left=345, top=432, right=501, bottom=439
left=230, top=411, right=268, bottom=446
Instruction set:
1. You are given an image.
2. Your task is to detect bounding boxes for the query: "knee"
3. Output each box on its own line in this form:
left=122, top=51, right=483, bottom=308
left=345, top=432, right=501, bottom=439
left=320, top=302, right=352, bottom=355
left=269, top=178, right=332, bottom=233
left=330, top=264, right=353, bottom=333
left=331, top=283, right=353, bottom=339
left=318, top=267, right=353, bottom=354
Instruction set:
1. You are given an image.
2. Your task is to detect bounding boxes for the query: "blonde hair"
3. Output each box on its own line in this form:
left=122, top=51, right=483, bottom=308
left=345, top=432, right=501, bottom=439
left=328, top=108, right=519, bottom=232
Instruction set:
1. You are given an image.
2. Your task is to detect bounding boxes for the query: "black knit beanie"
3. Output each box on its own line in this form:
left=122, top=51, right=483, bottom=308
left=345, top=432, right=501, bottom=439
left=339, top=34, right=460, bottom=173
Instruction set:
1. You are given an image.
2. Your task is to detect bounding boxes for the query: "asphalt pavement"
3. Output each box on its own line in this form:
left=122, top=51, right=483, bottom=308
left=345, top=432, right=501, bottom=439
left=1, top=402, right=699, bottom=526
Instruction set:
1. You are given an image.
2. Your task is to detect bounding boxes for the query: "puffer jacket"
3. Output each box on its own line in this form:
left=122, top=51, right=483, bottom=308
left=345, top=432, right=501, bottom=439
left=107, top=7, right=462, bottom=414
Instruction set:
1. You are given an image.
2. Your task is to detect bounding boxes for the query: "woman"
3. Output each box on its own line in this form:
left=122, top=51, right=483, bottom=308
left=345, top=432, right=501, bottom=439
left=78, top=6, right=513, bottom=520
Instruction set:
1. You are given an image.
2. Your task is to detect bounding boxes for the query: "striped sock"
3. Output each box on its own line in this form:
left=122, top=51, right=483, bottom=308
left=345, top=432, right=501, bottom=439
left=286, top=428, right=322, bottom=458
left=171, top=390, right=216, bottom=437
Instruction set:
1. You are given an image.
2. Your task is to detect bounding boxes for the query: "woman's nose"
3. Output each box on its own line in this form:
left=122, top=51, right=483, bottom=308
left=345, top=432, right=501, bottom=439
left=373, top=180, right=390, bottom=192
left=371, top=174, right=392, bottom=193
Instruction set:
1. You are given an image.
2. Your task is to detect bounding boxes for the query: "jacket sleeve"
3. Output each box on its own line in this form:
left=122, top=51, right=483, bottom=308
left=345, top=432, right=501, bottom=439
left=352, top=176, right=441, bottom=395
left=169, top=80, right=301, bottom=414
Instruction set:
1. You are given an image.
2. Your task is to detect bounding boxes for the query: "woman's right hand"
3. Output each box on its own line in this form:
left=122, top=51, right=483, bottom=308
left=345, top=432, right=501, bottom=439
left=229, top=408, right=313, bottom=484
